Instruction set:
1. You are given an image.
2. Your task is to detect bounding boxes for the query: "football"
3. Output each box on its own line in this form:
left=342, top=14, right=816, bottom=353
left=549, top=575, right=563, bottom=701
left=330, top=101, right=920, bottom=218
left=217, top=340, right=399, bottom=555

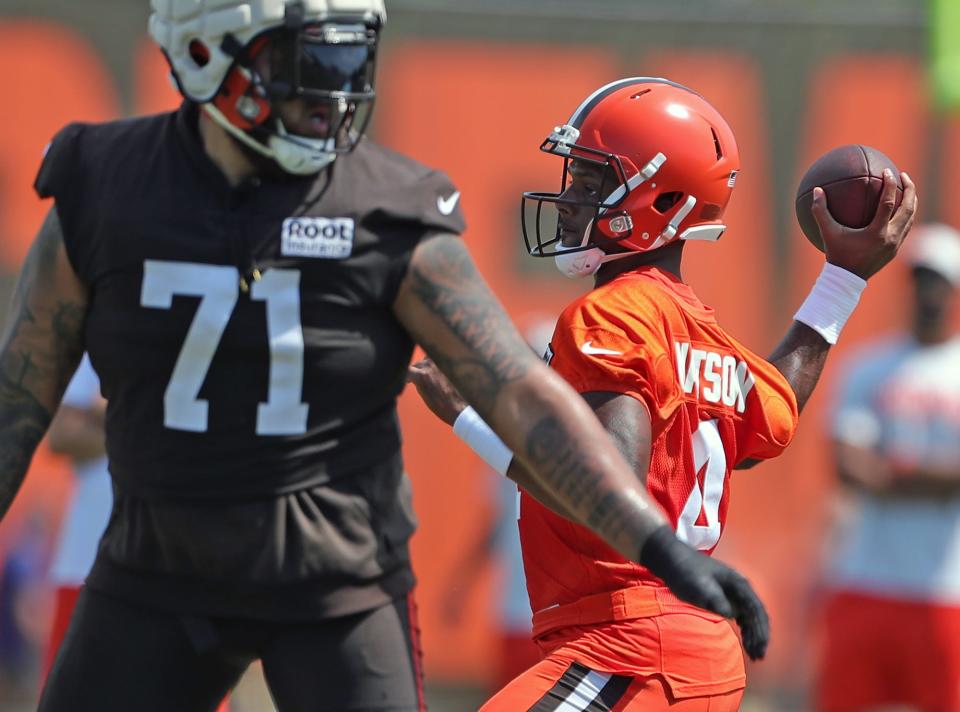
left=795, top=145, right=903, bottom=252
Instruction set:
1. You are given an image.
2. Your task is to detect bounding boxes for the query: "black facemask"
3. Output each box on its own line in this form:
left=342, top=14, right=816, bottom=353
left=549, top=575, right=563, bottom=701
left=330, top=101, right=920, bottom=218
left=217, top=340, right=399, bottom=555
left=245, top=21, right=379, bottom=153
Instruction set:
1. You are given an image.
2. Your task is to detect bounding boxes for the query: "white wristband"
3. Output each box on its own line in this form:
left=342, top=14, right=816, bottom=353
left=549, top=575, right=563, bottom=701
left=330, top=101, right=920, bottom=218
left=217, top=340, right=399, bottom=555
left=794, top=262, right=866, bottom=344
left=452, top=406, right=514, bottom=476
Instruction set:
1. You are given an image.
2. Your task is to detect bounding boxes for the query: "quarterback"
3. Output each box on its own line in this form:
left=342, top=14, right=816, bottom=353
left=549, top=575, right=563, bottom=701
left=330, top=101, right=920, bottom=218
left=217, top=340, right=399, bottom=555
left=0, top=3, right=770, bottom=711
left=411, top=77, right=917, bottom=710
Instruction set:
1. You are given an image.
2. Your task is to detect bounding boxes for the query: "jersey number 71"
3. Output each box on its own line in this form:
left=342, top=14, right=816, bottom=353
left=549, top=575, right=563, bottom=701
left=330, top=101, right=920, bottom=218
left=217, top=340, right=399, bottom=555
left=140, top=260, right=309, bottom=435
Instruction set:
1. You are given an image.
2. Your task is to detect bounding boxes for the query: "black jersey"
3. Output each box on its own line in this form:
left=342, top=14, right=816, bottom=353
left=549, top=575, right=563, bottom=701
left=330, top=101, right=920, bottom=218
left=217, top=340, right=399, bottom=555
left=35, top=103, right=465, bottom=619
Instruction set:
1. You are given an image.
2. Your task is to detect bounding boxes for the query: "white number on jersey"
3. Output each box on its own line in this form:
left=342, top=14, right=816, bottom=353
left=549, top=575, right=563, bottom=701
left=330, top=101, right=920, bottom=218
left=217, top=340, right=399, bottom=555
left=676, top=418, right=726, bottom=550
left=250, top=269, right=309, bottom=435
left=140, top=261, right=309, bottom=435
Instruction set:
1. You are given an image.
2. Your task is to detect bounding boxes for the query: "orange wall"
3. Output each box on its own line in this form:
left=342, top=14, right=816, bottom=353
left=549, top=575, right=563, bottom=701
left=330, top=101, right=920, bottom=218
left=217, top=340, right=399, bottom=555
left=0, top=21, right=118, bottom=568
left=0, top=20, right=948, bottom=689
left=0, top=21, right=118, bottom=266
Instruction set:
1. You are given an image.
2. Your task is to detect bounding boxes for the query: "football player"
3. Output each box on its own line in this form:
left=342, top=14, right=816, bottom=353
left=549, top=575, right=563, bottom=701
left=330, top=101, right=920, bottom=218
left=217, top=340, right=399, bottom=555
left=0, top=4, right=771, bottom=712
left=410, top=78, right=917, bottom=710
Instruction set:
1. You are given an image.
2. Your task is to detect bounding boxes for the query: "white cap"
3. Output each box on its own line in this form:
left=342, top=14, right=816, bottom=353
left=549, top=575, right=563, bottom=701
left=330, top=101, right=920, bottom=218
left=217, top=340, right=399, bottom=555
left=908, top=223, right=960, bottom=286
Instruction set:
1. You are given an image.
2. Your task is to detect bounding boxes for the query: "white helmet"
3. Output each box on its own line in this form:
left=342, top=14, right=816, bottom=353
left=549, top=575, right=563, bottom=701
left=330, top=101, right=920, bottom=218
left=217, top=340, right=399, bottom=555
left=149, top=0, right=386, bottom=174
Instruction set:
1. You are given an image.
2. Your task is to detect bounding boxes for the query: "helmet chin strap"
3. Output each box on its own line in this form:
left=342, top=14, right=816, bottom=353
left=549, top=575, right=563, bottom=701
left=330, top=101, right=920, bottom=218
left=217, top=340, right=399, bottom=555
left=553, top=219, right=638, bottom=279
left=202, top=103, right=336, bottom=175
left=269, top=121, right=337, bottom=174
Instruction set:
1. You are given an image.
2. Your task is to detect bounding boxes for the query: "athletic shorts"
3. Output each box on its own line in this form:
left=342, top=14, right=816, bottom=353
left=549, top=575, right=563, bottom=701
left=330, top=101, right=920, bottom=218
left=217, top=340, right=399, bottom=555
left=816, top=590, right=960, bottom=712
left=482, top=604, right=746, bottom=710
left=481, top=659, right=743, bottom=711
left=495, top=631, right=543, bottom=691
left=39, top=586, right=426, bottom=712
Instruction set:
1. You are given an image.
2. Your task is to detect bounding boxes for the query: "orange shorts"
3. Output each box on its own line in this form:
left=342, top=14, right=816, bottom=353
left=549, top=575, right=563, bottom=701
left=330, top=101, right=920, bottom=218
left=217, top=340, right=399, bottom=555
left=482, top=587, right=746, bottom=711
left=816, top=590, right=960, bottom=712
left=495, top=631, right=543, bottom=691
left=481, top=656, right=743, bottom=711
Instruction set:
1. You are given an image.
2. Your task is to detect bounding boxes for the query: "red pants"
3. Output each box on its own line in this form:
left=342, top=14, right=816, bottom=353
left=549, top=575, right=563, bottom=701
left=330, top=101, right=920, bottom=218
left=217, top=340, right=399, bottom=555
left=816, top=590, right=960, bottom=712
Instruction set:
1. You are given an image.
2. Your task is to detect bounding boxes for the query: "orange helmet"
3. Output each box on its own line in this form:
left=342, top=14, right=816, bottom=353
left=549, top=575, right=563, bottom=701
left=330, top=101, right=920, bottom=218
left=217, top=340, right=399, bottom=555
left=522, top=78, right=740, bottom=259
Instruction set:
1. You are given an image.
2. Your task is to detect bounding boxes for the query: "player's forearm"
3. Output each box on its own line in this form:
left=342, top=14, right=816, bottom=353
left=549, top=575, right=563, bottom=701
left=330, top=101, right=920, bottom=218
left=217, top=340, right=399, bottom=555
left=480, top=369, right=667, bottom=559
left=506, top=456, right=582, bottom=524
left=0, top=376, right=52, bottom=519
left=0, top=350, right=51, bottom=520
left=436, top=352, right=667, bottom=556
left=767, top=321, right=830, bottom=413
left=0, top=207, right=87, bottom=520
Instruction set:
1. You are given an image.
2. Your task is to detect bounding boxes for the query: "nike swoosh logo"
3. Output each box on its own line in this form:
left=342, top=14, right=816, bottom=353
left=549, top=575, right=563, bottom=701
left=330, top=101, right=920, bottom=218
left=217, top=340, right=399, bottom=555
left=437, top=191, right=461, bottom=215
left=580, top=341, right=622, bottom=356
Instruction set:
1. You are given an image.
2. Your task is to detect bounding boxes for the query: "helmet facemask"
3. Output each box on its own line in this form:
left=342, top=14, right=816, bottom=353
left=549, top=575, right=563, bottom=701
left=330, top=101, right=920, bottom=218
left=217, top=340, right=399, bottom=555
left=522, top=124, right=670, bottom=271
left=205, top=15, right=379, bottom=175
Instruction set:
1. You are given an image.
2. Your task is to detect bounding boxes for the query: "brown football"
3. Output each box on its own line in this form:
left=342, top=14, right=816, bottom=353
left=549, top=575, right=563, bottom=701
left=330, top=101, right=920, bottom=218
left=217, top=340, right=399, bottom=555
left=795, top=145, right=903, bottom=252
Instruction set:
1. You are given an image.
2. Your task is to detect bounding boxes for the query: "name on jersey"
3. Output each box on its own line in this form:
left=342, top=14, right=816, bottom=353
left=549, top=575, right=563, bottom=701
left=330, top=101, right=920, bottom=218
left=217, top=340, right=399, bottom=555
left=281, top=217, right=354, bottom=259
left=675, top=341, right=755, bottom=413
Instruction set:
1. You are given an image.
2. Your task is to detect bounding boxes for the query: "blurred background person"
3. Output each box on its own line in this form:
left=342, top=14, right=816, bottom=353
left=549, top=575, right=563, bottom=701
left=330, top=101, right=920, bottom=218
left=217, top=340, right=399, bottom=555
left=815, top=223, right=960, bottom=712
left=41, top=353, right=109, bottom=684
left=0, top=513, right=51, bottom=703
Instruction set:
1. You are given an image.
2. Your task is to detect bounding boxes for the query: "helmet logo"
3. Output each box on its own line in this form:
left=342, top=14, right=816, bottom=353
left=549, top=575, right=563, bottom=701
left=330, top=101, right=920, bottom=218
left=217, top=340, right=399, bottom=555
left=727, top=171, right=738, bottom=188
left=608, top=215, right=633, bottom=234
left=236, top=96, right=262, bottom=121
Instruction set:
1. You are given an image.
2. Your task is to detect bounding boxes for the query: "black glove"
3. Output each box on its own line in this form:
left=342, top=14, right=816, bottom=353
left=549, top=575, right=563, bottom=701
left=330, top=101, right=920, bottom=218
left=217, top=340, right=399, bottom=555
left=639, top=525, right=770, bottom=660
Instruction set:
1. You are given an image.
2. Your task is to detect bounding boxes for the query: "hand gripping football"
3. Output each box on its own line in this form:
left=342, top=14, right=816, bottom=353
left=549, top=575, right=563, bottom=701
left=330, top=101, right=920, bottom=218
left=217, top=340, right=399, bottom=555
left=795, top=145, right=904, bottom=252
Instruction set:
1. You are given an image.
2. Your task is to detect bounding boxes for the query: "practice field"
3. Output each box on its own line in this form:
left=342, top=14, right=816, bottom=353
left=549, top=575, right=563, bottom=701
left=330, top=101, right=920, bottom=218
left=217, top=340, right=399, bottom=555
left=0, top=2, right=943, bottom=710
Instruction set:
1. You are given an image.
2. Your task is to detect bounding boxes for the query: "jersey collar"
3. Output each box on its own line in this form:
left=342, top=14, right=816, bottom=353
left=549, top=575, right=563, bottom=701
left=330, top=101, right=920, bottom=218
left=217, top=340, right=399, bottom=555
left=617, top=265, right=716, bottom=322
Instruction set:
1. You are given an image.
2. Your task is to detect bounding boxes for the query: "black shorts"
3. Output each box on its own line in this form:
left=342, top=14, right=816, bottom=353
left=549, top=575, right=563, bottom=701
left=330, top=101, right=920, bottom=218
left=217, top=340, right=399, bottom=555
left=39, top=587, right=426, bottom=712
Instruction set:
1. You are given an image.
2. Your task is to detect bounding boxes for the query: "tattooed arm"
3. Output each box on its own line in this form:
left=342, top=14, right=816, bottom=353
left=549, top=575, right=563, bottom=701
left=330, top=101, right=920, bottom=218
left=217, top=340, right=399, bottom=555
left=0, top=206, right=87, bottom=520
left=504, top=393, right=651, bottom=524
left=393, top=234, right=665, bottom=557
left=408, top=357, right=649, bottom=525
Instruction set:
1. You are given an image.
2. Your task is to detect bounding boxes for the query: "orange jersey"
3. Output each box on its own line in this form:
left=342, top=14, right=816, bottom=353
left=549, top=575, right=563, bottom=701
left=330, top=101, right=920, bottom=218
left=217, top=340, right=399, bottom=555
left=521, top=265, right=798, bottom=632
